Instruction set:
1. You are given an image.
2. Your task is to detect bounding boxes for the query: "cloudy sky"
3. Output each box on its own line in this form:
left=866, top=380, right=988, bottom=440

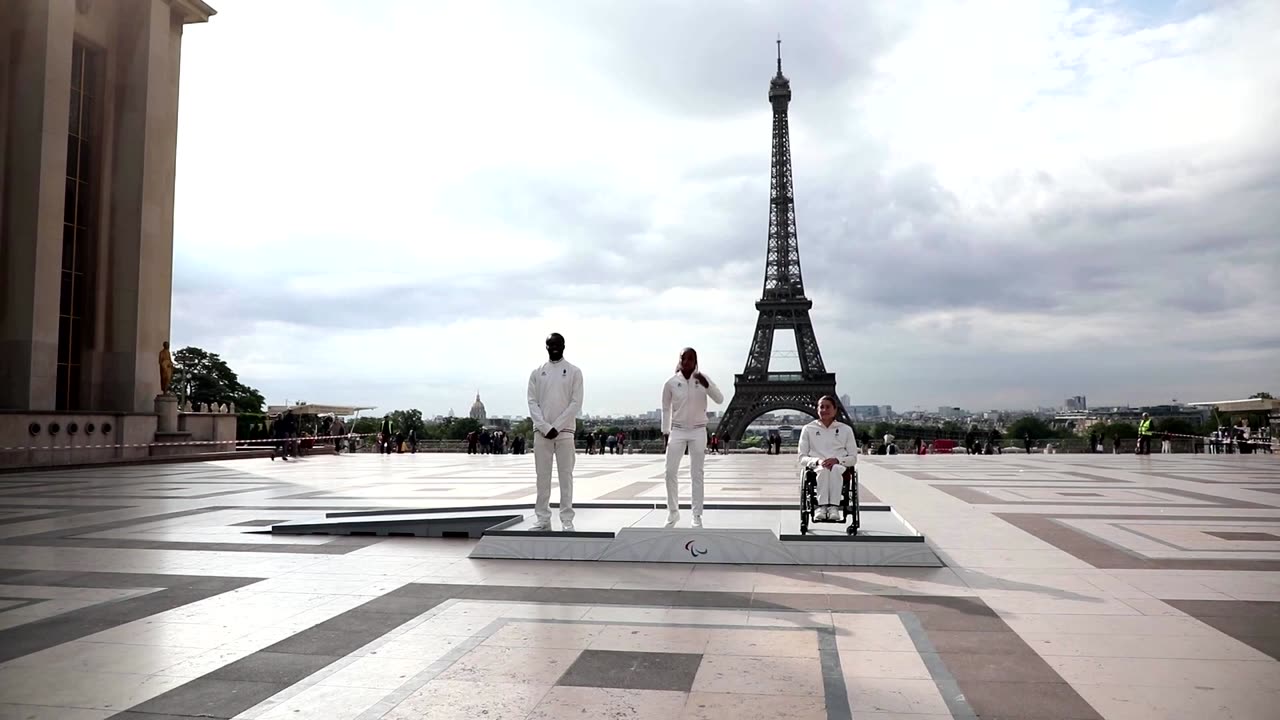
left=171, top=0, right=1279, bottom=418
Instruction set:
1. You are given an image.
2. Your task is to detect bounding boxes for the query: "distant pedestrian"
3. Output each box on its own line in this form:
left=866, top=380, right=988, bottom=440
left=1137, top=413, right=1153, bottom=455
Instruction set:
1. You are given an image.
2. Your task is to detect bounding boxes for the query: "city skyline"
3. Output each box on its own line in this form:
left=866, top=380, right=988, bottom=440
left=170, top=1, right=1279, bottom=417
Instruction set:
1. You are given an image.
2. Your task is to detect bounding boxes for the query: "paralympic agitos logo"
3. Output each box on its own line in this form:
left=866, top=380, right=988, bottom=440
left=684, top=540, right=708, bottom=558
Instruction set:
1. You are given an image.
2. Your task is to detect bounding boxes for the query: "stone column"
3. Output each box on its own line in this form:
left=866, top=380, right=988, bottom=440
left=101, top=0, right=181, bottom=413
left=0, top=0, right=75, bottom=410
left=155, top=393, right=178, bottom=433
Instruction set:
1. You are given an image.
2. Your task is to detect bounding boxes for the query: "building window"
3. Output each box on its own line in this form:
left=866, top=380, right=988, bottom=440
left=58, top=42, right=99, bottom=410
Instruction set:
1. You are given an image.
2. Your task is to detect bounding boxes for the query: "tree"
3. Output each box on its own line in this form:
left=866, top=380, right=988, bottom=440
left=171, top=346, right=264, bottom=414
left=1251, top=392, right=1273, bottom=399
left=389, top=409, right=425, bottom=437
left=444, top=418, right=482, bottom=441
left=1098, top=421, right=1138, bottom=440
left=1155, top=418, right=1198, bottom=436
left=1005, top=416, right=1055, bottom=440
left=512, top=417, right=533, bottom=441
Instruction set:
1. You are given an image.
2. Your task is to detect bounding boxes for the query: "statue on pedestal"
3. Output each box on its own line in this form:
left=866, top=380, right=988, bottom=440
left=182, top=400, right=192, bottom=412
left=159, top=341, right=174, bottom=395
left=229, top=402, right=236, bottom=414
left=219, top=403, right=228, bottom=414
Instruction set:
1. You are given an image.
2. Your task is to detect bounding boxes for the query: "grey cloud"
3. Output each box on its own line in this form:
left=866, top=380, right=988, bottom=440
left=789, top=136, right=1280, bottom=323
left=528, top=0, right=904, bottom=118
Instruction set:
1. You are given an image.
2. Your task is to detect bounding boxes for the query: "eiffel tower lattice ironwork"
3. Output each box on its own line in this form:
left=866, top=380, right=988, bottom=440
left=717, top=41, right=851, bottom=446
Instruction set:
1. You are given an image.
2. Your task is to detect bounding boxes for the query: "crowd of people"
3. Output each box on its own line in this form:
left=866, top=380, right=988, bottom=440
left=464, top=428, right=526, bottom=455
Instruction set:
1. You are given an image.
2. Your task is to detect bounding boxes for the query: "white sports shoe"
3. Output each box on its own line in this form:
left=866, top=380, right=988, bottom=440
left=692, top=515, right=703, bottom=528
left=562, top=523, right=575, bottom=532
left=664, top=512, right=680, bottom=529
left=816, top=508, right=828, bottom=521
left=530, top=522, right=551, bottom=532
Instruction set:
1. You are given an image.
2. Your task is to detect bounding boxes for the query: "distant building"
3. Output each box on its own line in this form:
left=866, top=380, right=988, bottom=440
left=468, top=393, right=487, bottom=424
left=849, top=405, right=883, bottom=420
left=1065, top=395, right=1088, bottom=412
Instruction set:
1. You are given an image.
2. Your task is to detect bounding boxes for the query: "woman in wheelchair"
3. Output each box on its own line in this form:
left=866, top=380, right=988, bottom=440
left=798, top=396, right=860, bottom=522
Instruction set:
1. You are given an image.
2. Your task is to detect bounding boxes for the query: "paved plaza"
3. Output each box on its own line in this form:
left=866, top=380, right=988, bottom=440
left=0, top=453, right=1277, bottom=719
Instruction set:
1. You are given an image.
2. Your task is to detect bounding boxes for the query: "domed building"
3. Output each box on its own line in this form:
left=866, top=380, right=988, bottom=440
left=468, top=393, right=487, bottom=424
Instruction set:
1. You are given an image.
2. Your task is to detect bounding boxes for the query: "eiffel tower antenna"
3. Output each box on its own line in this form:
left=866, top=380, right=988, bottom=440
left=717, top=41, right=851, bottom=446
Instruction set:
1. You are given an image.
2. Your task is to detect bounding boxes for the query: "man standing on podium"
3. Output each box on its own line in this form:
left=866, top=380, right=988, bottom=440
left=528, top=333, right=583, bottom=532
left=662, top=347, right=724, bottom=528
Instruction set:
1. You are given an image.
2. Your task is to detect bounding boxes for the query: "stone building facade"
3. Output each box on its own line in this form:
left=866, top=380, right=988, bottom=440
left=1, top=0, right=218, bottom=466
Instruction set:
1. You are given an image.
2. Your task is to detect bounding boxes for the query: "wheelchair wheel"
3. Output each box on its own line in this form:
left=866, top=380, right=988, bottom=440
left=800, top=470, right=818, bottom=534
left=847, top=470, right=860, bottom=535
left=799, top=480, right=810, bottom=534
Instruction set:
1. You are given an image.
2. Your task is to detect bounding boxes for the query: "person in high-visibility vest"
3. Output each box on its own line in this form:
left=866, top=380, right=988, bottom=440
left=1137, top=413, right=1153, bottom=455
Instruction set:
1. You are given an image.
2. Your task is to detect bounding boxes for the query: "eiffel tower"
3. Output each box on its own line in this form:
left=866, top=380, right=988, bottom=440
left=717, top=41, right=851, bottom=446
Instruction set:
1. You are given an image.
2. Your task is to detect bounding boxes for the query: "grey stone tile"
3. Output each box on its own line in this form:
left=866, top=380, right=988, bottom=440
left=674, top=590, right=753, bottom=608
left=912, top=609, right=1008, bottom=632
left=558, top=649, right=704, bottom=692
left=108, top=707, right=200, bottom=712
left=1168, top=599, right=1280, bottom=619
left=825, top=595, right=904, bottom=612
left=206, top=651, right=339, bottom=684
left=457, top=584, right=544, bottom=601
left=395, top=582, right=475, bottom=599
left=265, top=629, right=378, bottom=657
left=959, top=680, right=1103, bottom=719
left=313, top=610, right=415, bottom=635
left=126, top=678, right=288, bottom=719
left=750, top=592, right=831, bottom=611
left=923, top=630, right=1039, bottom=656
left=936, top=651, right=1064, bottom=683
left=0, top=584, right=253, bottom=664
left=356, top=594, right=442, bottom=616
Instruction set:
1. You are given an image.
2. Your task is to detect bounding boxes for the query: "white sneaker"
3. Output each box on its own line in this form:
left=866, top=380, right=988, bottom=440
left=816, top=508, right=828, bottom=521
left=692, top=515, right=703, bottom=528
left=562, top=523, right=575, bottom=532
left=530, top=522, right=551, bottom=532
left=664, top=512, right=679, bottom=529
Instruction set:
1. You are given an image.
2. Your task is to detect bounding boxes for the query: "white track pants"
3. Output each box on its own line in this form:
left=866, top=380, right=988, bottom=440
left=534, top=431, right=576, bottom=524
left=813, top=464, right=846, bottom=506
left=665, top=429, right=707, bottom=518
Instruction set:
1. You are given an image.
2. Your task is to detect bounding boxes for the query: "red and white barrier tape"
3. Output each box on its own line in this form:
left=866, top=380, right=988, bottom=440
left=0, top=433, right=377, bottom=453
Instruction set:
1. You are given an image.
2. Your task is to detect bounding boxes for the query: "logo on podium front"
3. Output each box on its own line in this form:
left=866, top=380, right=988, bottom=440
left=684, top=540, right=708, bottom=558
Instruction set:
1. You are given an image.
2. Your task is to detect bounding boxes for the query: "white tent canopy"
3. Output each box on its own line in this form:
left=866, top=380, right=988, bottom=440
left=267, top=404, right=376, bottom=417
left=1187, top=398, right=1280, bottom=413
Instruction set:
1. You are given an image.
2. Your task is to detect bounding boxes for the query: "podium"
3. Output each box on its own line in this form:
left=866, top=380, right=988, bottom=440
left=270, top=502, right=942, bottom=567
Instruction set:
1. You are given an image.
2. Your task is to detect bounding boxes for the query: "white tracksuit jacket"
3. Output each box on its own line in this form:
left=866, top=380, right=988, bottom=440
left=662, top=371, right=724, bottom=435
left=527, top=359, right=583, bottom=436
left=797, top=419, right=860, bottom=469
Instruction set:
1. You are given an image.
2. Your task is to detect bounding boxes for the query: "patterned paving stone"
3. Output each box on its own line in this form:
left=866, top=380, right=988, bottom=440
left=0, top=452, right=1271, bottom=720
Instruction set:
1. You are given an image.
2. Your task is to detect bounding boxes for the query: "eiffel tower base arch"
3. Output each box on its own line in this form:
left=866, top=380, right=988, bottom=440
left=717, top=374, right=851, bottom=447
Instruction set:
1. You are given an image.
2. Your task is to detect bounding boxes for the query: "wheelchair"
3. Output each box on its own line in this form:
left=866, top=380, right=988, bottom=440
left=800, top=465, right=860, bottom=535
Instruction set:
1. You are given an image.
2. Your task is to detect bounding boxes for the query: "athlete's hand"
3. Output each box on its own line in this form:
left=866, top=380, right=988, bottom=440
left=693, top=372, right=709, bottom=388
left=545, top=428, right=559, bottom=439
left=821, top=457, right=839, bottom=470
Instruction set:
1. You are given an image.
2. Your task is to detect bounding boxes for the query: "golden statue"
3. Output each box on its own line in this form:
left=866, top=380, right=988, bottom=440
left=159, top=341, right=174, bottom=394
